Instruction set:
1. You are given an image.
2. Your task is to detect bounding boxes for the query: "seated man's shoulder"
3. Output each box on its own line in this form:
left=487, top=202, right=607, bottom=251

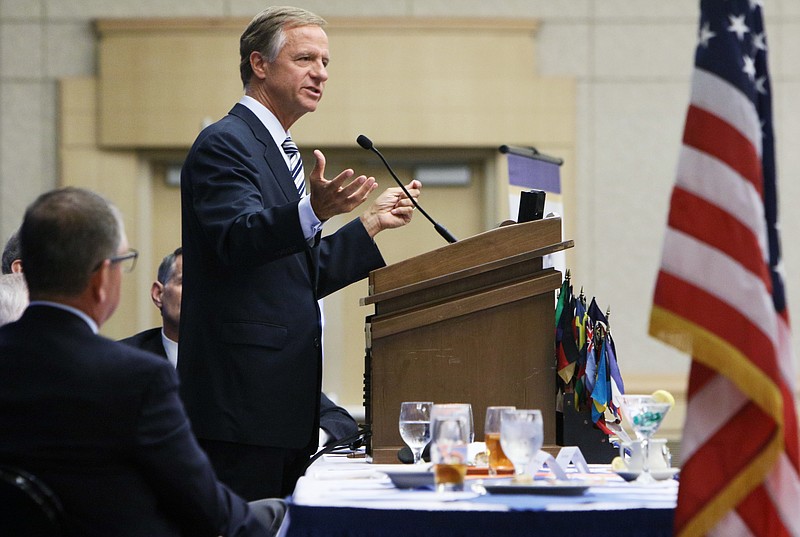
left=119, top=327, right=161, bottom=348
left=92, top=335, right=174, bottom=379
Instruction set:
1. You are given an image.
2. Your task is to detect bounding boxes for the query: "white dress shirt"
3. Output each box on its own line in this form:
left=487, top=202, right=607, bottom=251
left=238, top=95, right=323, bottom=240
left=161, top=330, right=178, bottom=369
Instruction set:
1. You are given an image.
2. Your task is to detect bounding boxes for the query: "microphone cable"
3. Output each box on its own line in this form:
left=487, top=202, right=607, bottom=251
left=304, top=424, right=372, bottom=471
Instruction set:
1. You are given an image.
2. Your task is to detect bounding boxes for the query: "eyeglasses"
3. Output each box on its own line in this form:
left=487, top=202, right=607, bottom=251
left=95, top=249, right=138, bottom=273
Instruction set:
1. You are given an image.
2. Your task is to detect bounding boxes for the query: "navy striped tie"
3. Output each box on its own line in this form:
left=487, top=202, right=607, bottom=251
left=281, top=136, right=305, bottom=197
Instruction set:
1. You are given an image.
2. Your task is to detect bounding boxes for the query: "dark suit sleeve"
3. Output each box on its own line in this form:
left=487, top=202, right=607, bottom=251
left=133, top=363, right=268, bottom=537
left=315, top=218, right=385, bottom=298
left=319, top=392, right=359, bottom=445
left=185, top=128, right=307, bottom=267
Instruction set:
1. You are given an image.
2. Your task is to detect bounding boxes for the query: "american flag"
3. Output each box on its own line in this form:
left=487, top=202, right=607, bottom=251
left=649, top=1, right=800, bottom=535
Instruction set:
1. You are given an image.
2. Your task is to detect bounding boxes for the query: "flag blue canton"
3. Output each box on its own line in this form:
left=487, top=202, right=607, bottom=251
left=696, top=0, right=785, bottom=313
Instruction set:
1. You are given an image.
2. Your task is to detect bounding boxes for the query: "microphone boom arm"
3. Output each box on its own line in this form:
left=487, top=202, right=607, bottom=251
left=357, top=135, right=457, bottom=244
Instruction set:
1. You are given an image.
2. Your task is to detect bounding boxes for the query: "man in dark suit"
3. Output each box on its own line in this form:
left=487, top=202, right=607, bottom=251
left=120, top=324, right=171, bottom=360
left=179, top=6, right=420, bottom=500
left=318, top=392, right=359, bottom=447
left=2, top=228, right=22, bottom=274
left=0, top=187, right=283, bottom=536
left=121, top=247, right=358, bottom=447
left=121, top=247, right=182, bottom=367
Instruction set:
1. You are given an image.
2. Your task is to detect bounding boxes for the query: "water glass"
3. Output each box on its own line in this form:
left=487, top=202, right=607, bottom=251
left=399, top=401, right=433, bottom=464
left=500, top=409, right=543, bottom=483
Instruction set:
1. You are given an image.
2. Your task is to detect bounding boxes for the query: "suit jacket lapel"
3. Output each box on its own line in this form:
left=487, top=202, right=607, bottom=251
left=228, top=103, right=299, bottom=202
left=228, top=103, right=319, bottom=286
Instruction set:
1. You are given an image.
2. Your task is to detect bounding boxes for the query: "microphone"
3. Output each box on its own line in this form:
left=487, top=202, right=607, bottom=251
left=398, top=442, right=431, bottom=464
left=356, top=135, right=457, bottom=244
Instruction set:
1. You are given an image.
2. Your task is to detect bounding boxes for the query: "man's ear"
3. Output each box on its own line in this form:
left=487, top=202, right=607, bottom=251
left=90, top=260, right=110, bottom=304
left=10, top=259, right=22, bottom=273
left=151, top=281, right=164, bottom=311
left=250, top=51, right=268, bottom=81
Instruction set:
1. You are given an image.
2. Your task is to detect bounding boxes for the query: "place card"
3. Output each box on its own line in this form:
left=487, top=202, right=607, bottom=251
left=555, top=446, right=591, bottom=474
left=530, top=450, right=568, bottom=480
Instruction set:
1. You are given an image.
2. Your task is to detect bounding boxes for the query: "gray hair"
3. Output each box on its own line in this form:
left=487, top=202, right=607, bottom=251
left=239, top=6, right=327, bottom=88
left=0, top=273, right=28, bottom=326
left=20, top=187, right=122, bottom=298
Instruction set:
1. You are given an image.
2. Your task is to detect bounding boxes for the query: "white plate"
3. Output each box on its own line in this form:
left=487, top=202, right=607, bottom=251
left=483, top=482, right=589, bottom=496
left=385, top=471, right=434, bottom=489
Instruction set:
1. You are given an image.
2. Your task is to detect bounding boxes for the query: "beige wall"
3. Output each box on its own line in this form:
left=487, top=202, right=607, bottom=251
left=3, top=1, right=800, bottom=438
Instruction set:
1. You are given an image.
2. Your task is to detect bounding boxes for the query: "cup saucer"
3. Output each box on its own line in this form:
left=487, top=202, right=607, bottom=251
left=650, top=467, right=680, bottom=481
left=613, top=467, right=678, bottom=482
left=613, top=469, right=640, bottom=482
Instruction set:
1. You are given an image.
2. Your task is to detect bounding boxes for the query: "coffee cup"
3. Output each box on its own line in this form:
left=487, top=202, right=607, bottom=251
left=618, top=438, right=670, bottom=471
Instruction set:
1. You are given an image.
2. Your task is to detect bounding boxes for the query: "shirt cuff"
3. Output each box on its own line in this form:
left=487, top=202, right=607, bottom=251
left=318, top=428, right=332, bottom=448
left=298, top=195, right=323, bottom=240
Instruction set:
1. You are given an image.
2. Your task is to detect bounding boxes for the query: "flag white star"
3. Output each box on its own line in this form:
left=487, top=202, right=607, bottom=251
left=748, top=0, right=764, bottom=10
left=752, top=32, right=767, bottom=51
left=742, top=54, right=756, bottom=81
left=774, top=257, right=787, bottom=282
left=698, top=22, right=716, bottom=48
left=728, top=14, right=749, bottom=41
left=755, top=76, right=767, bottom=95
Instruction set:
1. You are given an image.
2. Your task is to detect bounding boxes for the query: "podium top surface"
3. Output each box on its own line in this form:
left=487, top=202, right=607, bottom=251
left=367, top=217, right=570, bottom=296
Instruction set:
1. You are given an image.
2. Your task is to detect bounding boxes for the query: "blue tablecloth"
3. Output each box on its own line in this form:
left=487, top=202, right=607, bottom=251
left=285, top=504, right=673, bottom=537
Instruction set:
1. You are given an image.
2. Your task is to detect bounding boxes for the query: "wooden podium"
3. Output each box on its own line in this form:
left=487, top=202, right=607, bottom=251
left=362, top=217, right=573, bottom=463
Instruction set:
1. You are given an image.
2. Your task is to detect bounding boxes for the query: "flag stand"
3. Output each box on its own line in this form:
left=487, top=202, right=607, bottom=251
left=556, top=393, right=616, bottom=463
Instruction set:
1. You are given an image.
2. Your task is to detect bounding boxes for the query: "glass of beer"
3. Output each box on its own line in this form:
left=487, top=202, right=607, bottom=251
left=430, top=404, right=471, bottom=492
left=484, top=406, right=516, bottom=475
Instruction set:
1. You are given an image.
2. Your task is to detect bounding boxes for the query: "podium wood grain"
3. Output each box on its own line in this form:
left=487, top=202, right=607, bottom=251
left=363, top=218, right=573, bottom=463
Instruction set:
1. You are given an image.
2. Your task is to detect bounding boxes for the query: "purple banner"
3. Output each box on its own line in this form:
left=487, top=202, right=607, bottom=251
left=507, top=153, right=561, bottom=194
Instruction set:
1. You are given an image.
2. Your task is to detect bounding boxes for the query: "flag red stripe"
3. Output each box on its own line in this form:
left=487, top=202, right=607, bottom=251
left=686, top=360, right=715, bottom=398
left=675, top=400, right=777, bottom=533
left=738, top=484, right=790, bottom=537
left=683, top=105, right=762, bottom=197
left=667, top=187, right=771, bottom=287
left=779, top=378, right=800, bottom=467
left=653, top=272, right=781, bottom=382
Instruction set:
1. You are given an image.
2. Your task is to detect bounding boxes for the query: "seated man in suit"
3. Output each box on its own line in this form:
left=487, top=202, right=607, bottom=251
left=2, top=228, right=22, bottom=274
left=121, top=247, right=182, bottom=367
left=0, top=187, right=283, bottom=537
left=0, top=273, right=27, bottom=326
left=318, top=392, right=358, bottom=448
left=121, top=247, right=358, bottom=447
